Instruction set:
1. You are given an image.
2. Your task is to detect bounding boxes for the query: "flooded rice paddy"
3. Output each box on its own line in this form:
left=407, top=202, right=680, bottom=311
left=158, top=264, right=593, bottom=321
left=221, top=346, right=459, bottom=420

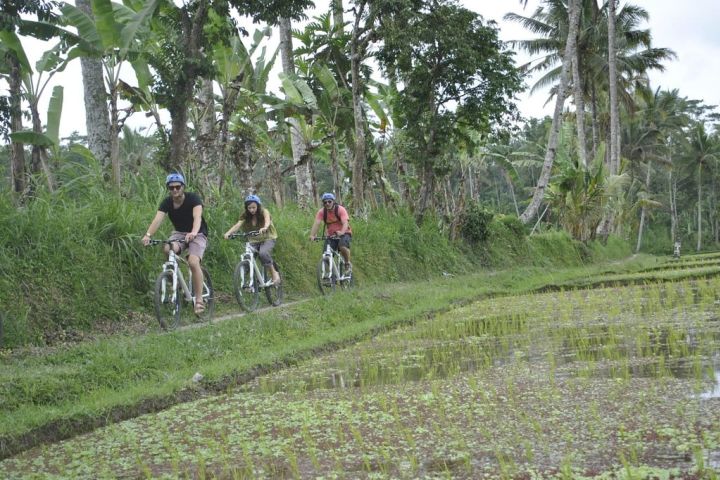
left=2, top=272, right=720, bottom=478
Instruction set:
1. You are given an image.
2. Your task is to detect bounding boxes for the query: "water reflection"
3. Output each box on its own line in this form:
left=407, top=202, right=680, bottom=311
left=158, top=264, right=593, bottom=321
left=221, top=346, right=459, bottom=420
left=239, top=288, right=720, bottom=398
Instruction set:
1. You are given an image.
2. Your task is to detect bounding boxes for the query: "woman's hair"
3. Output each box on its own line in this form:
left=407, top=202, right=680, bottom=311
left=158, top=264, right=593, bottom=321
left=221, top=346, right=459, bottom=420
left=241, top=203, right=264, bottom=224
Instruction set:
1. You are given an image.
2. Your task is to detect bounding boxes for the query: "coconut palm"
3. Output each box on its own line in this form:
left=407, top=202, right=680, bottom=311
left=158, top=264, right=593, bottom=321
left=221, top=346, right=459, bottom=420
left=684, top=124, right=720, bottom=251
left=505, top=0, right=675, bottom=159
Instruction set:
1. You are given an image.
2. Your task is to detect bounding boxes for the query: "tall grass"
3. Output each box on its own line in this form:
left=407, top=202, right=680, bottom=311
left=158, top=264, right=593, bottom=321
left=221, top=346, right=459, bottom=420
left=1, top=171, right=630, bottom=348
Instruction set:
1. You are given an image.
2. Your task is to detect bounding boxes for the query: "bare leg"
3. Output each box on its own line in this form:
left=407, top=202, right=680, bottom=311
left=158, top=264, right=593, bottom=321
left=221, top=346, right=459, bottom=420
left=339, top=246, right=351, bottom=271
left=188, top=254, right=204, bottom=310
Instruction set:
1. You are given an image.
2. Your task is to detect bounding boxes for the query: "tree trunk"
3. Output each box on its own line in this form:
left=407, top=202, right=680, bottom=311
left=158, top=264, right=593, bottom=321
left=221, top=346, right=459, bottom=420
left=197, top=77, right=219, bottom=192
left=520, top=0, right=580, bottom=224
left=697, top=163, right=702, bottom=252
left=608, top=0, right=620, bottom=175
left=229, top=134, right=255, bottom=195
left=331, top=0, right=344, bottom=29
left=267, top=149, right=284, bottom=207
left=279, top=17, right=314, bottom=209
left=635, top=159, right=651, bottom=253
left=8, top=54, right=26, bottom=197
left=350, top=1, right=368, bottom=214
left=29, top=102, right=55, bottom=191
left=572, top=51, right=588, bottom=168
left=76, top=0, right=111, bottom=171
left=590, top=83, right=599, bottom=160
left=669, top=166, right=677, bottom=245
left=330, top=136, right=341, bottom=201
left=167, top=0, right=209, bottom=173
left=108, top=80, right=121, bottom=189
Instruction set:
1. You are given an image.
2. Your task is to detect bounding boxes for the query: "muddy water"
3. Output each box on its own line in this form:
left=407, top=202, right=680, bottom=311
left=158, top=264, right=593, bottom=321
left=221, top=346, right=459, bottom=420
left=3, top=278, right=720, bottom=478
left=239, top=285, right=720, bottom=399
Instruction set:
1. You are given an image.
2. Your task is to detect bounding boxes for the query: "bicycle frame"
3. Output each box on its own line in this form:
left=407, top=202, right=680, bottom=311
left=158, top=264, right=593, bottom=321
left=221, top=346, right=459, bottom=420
left=160, top=248, right=194, bottom=303
left=238, top=241, right=274, bottom=289
left=319, top=238, right=349, bottom=282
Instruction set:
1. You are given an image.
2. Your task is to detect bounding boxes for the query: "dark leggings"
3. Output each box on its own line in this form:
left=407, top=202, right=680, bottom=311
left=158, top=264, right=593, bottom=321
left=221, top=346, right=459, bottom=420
left=251, top=239, right=276, bottom=266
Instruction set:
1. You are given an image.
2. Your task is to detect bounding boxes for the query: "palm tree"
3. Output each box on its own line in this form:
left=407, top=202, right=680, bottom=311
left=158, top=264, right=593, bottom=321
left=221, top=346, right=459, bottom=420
left=685, top=124, right=720, bottom=251
left=519, top=0, right=582, bottom=224
left=505, top=0, right=675, bottom=161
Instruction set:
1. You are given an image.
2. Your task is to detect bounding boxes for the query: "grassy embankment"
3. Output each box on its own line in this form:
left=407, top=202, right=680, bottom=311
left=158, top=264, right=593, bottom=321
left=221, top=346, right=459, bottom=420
left=0, top=174, right=692, bottom=459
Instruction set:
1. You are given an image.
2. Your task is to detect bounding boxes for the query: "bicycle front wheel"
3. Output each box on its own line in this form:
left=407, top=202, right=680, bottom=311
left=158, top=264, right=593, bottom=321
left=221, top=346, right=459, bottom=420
left=233, top=261, right=259, bottom=311
left=264, top=263, right=284, bottom=306
left=154, top=271, right=181, bottom=330
left=317, top=258, right=335, bottom=295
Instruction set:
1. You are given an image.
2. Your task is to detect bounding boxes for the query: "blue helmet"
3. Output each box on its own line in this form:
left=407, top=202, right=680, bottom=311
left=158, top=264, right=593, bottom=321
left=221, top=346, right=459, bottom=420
left=245, top=194, right=261, bottom=206
left=321, top=192, right=335, bottom=201
left=165, top=172, right=185, bottom=185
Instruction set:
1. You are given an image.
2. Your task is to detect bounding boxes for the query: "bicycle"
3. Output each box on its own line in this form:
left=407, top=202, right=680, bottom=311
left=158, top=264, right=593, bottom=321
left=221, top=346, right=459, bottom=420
left=148, top=239, right=214, bottom=330
left=314, top=235, right=353, bottom=295
left=228, top=231, right=283, bottom=311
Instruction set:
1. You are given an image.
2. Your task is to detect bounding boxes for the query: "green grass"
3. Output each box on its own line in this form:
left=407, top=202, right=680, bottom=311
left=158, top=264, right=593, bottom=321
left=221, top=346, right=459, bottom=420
left=0, top=254, right=656, bottom=458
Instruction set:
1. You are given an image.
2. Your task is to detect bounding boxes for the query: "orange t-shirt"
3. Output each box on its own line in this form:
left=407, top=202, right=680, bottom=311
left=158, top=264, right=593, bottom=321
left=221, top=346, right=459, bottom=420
left=316, top=205, right=352, bottom=236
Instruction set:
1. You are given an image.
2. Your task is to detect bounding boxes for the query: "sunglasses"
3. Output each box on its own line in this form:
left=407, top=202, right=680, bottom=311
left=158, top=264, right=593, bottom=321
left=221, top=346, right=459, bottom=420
left=323, top=200, right=333, bottom=205
left=168, top=184, right=183, bottom=191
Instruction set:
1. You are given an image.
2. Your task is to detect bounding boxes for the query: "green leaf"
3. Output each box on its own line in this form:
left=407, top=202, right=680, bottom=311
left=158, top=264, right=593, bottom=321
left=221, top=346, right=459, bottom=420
left=9, top=131, right=55, bottom=147
left=92, top=0, right=122, bottom=49
left=312, top=64, right=339, bottom=101
left=279, top=73, right=304, bottom=106
left=0, top=31, right=31, bottom=72
left=130, top=58, right=153, bottom=91
left=365, top=91, right=388, bottom=125
left=293, top=77, right=318, bottom=110
left=46, top=86, right=64, bottom=145
left=120, top=0, right=160, bottom=57
left=61, top=3, right=103, bottom=52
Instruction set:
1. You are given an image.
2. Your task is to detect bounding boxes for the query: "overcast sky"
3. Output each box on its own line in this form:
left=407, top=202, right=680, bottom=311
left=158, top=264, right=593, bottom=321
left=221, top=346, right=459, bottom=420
left=14, top=0, right=720, bottom=139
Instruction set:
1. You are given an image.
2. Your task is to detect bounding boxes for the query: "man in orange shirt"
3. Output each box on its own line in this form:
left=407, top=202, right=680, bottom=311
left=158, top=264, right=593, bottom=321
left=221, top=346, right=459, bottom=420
left=309, top=192, right=352, bottom=275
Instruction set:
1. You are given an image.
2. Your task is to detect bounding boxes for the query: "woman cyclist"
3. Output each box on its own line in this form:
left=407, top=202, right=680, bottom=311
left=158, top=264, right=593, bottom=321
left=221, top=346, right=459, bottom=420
left=224, top=194, right=281, bottom=284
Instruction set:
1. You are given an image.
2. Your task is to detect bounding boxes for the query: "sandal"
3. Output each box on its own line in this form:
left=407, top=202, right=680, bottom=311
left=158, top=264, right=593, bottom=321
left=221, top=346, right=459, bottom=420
left=194, top=301, right=206, bottom=315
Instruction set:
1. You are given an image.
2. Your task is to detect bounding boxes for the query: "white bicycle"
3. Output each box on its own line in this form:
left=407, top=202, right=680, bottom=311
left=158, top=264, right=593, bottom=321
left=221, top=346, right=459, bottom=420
left=228, top=231, right=283, bottom=311
left=148, top=239, right=214, bottom=330
left=315, top=235, right=353, bottom=295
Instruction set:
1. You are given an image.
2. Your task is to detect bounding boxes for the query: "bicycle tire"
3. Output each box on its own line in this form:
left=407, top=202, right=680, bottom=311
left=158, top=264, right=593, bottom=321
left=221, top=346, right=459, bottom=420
left=233, top=261, right=259, bottom=311
left=317, top=258, right=336, bottom=295
left=192, top=266, right=215, bottom=321
left=338, top=261, right=354, bottom=290
left=264, top=263, right=284, bottom=306
left=154, top=271, right=181, bottom=330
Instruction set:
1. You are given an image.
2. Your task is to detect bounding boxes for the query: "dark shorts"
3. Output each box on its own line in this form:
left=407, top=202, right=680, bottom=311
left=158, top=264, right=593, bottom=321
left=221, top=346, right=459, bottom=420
left=326, top=233, right=351, bottom=252
left=168, top=231, right=208, bottom=259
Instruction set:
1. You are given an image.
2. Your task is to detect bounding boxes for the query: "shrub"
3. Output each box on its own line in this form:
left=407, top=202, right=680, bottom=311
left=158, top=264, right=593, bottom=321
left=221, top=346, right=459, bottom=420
left=460, top=203, right=494, bottom=244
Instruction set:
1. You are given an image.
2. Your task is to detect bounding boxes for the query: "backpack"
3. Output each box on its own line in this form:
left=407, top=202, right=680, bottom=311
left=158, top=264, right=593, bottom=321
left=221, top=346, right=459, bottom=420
left=323, top=204, right=343, bottom=225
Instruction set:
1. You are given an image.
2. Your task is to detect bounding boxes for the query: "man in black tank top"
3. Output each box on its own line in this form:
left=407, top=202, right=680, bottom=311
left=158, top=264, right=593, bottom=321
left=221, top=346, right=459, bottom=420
left=141, top=173, right=209, bottom=314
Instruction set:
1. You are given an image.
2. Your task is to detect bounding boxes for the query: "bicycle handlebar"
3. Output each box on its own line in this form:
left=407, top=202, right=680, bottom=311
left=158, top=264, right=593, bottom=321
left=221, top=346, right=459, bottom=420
left=147, top=238, right=187, bottom=246
left=313, top=235, right=341, bottom=241
left=228, top=231, right=260, bottom=239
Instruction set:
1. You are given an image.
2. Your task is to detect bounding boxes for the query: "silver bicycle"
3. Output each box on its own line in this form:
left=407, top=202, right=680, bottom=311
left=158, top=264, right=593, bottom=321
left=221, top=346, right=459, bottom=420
left=228, top=231, right=283, bottom=311
left=148, top=239, right=214, bottom=330
left=315, top=235, right=353, bottom=295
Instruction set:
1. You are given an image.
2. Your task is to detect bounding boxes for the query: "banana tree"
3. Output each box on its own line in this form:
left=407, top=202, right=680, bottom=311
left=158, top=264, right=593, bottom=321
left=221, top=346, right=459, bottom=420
left=9, top=85, right=64, bottom=191
left=60, top=0, right=159, bottom=189
left=208, top=26, right=279, bottom=195
left=0, top=30, right=73, bottom=192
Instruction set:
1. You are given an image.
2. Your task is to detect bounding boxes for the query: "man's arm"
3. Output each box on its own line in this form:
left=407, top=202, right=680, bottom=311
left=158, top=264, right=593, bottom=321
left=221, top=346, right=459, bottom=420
left=309, top=218, right=322, bottom=240
left=186, top=205, right=203, bottom=241
left=142, top=211, right=166, bottom=245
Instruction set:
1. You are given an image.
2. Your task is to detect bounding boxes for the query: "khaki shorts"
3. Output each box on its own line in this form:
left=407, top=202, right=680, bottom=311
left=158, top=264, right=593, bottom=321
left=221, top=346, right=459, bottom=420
left=168, top=232, right=208, bottom=259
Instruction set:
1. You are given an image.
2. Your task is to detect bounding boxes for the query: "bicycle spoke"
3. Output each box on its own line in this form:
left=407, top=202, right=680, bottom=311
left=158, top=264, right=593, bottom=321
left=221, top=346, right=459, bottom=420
left=233, top=261, right=259, bottom=311
left=154, top=271, right=181, bottom=330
